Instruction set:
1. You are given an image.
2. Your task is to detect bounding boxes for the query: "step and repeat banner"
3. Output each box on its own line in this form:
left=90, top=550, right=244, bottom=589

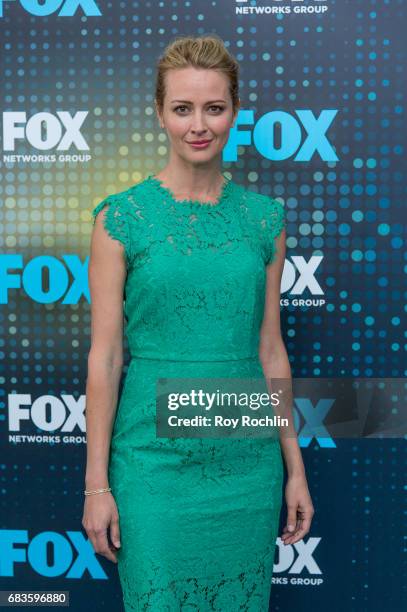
left=1, top=1, right=405, bottom=611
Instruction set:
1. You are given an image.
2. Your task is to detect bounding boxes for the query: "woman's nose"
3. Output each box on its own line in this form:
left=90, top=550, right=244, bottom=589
left=190, top=113, right=207, bottom=133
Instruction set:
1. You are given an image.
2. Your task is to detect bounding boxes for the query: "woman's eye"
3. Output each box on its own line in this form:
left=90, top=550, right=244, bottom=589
left=173, top=105, right=225, bottom=113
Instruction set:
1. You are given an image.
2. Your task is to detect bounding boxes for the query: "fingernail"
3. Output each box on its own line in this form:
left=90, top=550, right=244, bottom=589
left=115, top=541, right=121, bottom=547
left=288, top=525, right=294, bottom=532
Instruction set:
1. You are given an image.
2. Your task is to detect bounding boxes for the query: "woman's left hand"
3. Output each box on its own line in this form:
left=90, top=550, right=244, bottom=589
left=281, top=473, right=314, bottom=545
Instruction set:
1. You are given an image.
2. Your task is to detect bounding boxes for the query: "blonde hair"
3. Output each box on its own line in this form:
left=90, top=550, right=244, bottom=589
left=154, top=34, right=240, bottom=115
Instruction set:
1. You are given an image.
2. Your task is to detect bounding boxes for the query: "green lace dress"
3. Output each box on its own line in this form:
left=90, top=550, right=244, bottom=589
left=91, top=173, right=286, bottom=612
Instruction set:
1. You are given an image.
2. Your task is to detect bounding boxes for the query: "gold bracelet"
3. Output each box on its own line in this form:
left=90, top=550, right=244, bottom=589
left=84, top=487, right=112, bottom=496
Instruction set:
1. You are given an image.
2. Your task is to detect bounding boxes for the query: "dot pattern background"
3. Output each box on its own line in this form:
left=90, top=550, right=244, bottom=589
left=0, top=1, right=405, bottom=611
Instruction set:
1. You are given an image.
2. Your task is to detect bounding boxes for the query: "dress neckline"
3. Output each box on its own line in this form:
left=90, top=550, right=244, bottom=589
left=146, top=172, right=233, bottom=209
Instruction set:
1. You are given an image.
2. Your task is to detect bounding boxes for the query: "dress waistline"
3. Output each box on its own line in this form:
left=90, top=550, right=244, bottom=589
left=129, top=354, right=260, bottom=363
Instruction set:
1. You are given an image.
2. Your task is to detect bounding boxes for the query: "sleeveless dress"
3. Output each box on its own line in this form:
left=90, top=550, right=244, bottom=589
left=91, top=173, right=286, bottom=612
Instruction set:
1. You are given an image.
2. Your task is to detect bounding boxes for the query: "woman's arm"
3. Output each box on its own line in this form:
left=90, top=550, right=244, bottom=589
left=259, top=229, right=303, bottom=475
left=259, top=229, right=314, bottom=544
left=85, top=206, right=127, bottom=491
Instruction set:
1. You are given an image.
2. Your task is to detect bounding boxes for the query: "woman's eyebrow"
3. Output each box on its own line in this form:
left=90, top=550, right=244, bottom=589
left=170, top=99, right=227, bottom=104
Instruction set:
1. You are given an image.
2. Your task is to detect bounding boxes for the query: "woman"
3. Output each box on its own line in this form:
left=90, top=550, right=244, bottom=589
left=82, top=34, right=314, bottom=611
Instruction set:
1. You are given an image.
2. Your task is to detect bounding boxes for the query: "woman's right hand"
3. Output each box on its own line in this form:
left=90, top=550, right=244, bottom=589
left=82, top=492, right=121, bottom=563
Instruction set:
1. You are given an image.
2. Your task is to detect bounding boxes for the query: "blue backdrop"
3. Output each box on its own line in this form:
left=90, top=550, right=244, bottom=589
left=0, top=1, right=405, bottom=610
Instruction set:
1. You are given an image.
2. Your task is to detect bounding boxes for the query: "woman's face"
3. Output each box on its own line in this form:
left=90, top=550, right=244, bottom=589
left=156, top=66, right=238, bottom=165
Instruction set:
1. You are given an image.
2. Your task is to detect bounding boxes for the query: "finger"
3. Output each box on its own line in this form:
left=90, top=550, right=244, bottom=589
left=284, top=525, right=310, bottom=545
left=87, top=531, right=117, bottom=563
left=101, top=544, right=118, bottom=563
left=282, top=515, right=312, bottom=544
left=299, top=514, right=312, bottom=534
left=294, top=512, right=305, bottom=533
left=281, top=523, right=299, bottom=538
left=110, top=517, right=121, bottom=549
left=281, top=529, right=300, bottom=542
left=94, top=529, right=117, bottom=561
left=107, top=544, right=119, bottom=563
left=281, top=513, right=305, bottom=541
left=281, top=513, right=302, bottom=535
left=281, top=503, right=314, bottom=543
left=285, top=505, right=297, bottom=534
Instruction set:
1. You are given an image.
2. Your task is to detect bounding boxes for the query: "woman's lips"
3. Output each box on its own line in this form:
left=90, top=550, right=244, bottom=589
left=187, top=140, right=213, bottom=148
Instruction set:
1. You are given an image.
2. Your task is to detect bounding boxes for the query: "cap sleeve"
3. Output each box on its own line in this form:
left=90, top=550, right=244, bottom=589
left=92, top=194, right=132, bottom=268
left=264, top=197, right=286, bottom=265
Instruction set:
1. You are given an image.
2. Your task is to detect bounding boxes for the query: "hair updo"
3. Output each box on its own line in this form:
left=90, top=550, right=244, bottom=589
left=154, top=34, right=240, bottom=116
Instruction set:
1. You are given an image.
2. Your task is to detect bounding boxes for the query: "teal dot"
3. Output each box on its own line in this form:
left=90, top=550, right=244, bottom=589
left=352, top=210, right=364, bottom=222
left=378, top=223, right=390, bottom=236
left=366, top=158, right=377, bottom=168
left=299, top=223, right=311, bottom=236
left=353, top=158, right=363, bottom=168
left=352, top=343, right=360, bottom=351
left=391, top=237, right=403, bottom=248
left=352, top=250, right=363, bottom=262
left=312, top=210, right=324, bottom=222
left=326, top=210, right=337, bottom=222
left=365, top=316, right=375, bottom=326
left=391, top=343, right=400, bottom=351
left=391, top=317, right=400, bottom=326
left=352, top=303, right=362, bottom=313
left=339, top=223, right=351, bottom=235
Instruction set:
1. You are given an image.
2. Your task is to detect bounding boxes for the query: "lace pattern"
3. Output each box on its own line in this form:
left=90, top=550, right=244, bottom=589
left=91, top=178, right=286, bottom=269
left=118, top=552, right=276, bottom=611
left=92, top=193, right=135, bottom=268
left=89, top=176, right=285, bottom=610
left=261, top=197, right=286, bottom=265
left=90, top=178, right=286, bottom=360
left=147, top=172, right=233, bottom=209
